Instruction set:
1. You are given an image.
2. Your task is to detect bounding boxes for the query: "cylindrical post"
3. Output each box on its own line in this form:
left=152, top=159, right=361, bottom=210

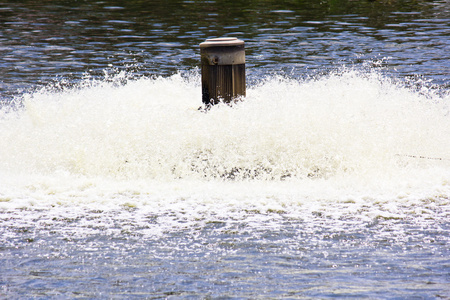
left=200, top=37, right=245, bottom=105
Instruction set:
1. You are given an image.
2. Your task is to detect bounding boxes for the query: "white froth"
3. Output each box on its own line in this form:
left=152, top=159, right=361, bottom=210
left=0, top=70, right=449, bottom=217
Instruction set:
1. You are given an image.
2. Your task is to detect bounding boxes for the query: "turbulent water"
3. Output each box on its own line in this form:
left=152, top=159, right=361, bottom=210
left=1, top=70, right=449, bottom=298
left=1, top=0, right=449, bottom=298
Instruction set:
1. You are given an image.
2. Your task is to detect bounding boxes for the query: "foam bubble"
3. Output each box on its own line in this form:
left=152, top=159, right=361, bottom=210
left=0, top=69, right=449, bottom=215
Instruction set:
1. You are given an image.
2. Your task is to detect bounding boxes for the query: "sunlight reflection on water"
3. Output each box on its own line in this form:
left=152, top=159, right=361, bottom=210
left=0, top=0, right=449, bottom=298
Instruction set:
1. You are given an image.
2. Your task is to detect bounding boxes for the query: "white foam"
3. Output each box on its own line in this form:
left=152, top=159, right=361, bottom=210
left=0, top=70, right=449, bottom=221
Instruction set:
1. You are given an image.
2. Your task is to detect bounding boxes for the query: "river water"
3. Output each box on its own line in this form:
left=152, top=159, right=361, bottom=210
left=1, top=0, right=449, bottom=298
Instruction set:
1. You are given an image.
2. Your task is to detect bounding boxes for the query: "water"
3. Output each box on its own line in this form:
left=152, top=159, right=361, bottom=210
left=1, top=0, right=450, bottom=298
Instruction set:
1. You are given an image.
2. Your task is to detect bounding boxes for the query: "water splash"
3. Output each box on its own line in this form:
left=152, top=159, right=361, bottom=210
left=1, top=69, right=449, bottom=178
left=0, top=68, right=449, bottom=216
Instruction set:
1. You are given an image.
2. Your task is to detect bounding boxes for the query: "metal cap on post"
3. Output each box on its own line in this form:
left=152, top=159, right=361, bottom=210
left=200, top=37, right=246, bottom=105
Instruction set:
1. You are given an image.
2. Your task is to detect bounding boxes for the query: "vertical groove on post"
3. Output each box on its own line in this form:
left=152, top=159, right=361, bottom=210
left=200, top=38, right=246, bottom=106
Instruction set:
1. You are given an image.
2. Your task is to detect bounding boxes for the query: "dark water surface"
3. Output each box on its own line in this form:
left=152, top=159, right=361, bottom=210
left=1, top=0, right=450, bottom=299
left=1, top=0, right=449, bottom=99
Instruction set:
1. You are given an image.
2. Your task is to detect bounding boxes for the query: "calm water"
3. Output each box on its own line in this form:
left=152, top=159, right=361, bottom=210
left=1, top=0, right=450, bottom=298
